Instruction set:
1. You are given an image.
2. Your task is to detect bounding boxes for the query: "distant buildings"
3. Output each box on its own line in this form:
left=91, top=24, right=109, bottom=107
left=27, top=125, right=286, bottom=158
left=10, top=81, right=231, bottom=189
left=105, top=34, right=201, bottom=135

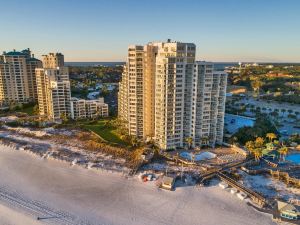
left=226, top=85, right=247, bottom=95
left=0, top=49, right=109, bottom=121
left=0, top=49, right=42, bottom=105
left=118, top=40, right=227, bottom=150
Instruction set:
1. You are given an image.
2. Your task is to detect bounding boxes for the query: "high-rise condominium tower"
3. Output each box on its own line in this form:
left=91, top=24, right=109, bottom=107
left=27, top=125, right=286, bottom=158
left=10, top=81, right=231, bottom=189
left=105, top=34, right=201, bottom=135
left=42, top=53, right=64, bottom=68
left=37, top=52, right=109, bottom=121
left=0, top=49, right=42, bottom=106
left=118, top=40, right=227, bottom=150
left=36, top=66, right=71, bottom=120
left=36, top=53, right=71, bottom=120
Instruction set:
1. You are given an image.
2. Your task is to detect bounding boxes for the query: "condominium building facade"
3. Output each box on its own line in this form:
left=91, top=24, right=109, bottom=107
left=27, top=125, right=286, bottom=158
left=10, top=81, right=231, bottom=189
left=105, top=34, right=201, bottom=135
left=36, top=66, right=71, bottom=121
left=118, top=45, right=144, bottom=138
left=70, top=97, right=109, bottom=119
left=37, top=52, right=109, bottom=121
left=42, top=53, right=64, bottom=68
left=0, top=49, right=42, bottom=105
left=118, top=40, right=227, bottom=150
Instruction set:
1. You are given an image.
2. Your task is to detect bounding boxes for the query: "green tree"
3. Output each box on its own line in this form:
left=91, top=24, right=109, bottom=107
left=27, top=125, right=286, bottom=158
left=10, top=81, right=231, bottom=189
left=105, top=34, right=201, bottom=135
left=185, top=137, right=193, bottom=149
left=266, top=133, right=277, bottom=142
left=33, top=105, right=39, bottom=115
left=130, top=136, right=138, bottom=147
left=278, top=144, right=288, bottom=161
left=60, top=112, right=68, bottom=123
left=251, top=79, right=264, bottom=95
left=245, top=140, right=255, bottom=152
left=253, top=147, right=263, bottom=161
left=201, top=136, right=209, bottom=146
left=255, top=137, right=265, bottom=148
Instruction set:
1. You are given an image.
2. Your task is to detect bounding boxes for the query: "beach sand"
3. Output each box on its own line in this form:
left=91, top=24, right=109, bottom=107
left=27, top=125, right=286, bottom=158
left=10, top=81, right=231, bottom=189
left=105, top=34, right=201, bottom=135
left=0, top=145, right=276, bottom=225
left=0, top=203, right=41, bottom=225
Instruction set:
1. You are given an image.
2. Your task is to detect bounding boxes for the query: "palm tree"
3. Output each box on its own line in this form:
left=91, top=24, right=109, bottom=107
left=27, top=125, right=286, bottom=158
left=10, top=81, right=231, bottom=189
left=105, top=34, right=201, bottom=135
left=245, top=141, right=255, bottom=152
left=266, top=133, right=277, bottom=142
left=191, top=153, right=195, bottom=163
left=278, top=144, right=288, bottom=161
left=130, top=136, right=138, bottom=147
left=60, top=112, right=68, bottom=123
left=273, top=140, right=279, bottom=146
left=253, top=147, right=263, bottom=161
left=245, top=140, right=256, bottom=158
left=201, top=136, right=209, bottom=146
left=251, top=79, right=264, bottom=95
left=255, top=137, right=265, bottom=148
left=185, top=137, right=193, bottom=149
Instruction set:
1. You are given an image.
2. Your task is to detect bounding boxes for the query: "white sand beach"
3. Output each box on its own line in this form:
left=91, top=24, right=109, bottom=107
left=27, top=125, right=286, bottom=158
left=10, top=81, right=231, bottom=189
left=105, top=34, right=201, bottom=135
left=0, top=144, right=276, bottom=225
left=0, top=204, right=41, bottom=225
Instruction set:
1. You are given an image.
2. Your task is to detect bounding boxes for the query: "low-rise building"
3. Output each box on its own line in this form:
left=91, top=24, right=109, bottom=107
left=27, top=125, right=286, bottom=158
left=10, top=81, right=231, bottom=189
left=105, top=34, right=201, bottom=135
left=160, top=176, right=175, bottom=191
left=227, top=85, right=247, bottom=95
left=70, top=97, right=108, bottom=120
left=277, top=200, right=300, bottom=220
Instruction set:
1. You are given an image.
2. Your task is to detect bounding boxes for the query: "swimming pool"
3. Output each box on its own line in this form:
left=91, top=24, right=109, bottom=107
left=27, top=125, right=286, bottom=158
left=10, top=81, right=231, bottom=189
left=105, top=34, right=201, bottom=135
left=286, top=153, right=300, bottom=164
left=225, top=114, right=255, bottom=134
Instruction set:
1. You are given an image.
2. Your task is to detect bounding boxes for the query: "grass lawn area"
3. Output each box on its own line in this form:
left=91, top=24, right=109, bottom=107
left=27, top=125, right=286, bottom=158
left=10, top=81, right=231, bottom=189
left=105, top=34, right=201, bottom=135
left=83, top=120, right=129, bottom=146
left=16, top=105, right=35, bottom=115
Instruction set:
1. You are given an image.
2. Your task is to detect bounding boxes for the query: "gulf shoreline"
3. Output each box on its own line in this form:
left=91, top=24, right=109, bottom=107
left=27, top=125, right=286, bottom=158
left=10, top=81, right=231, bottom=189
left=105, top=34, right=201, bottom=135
left=0, top=143, right=276, bottom=225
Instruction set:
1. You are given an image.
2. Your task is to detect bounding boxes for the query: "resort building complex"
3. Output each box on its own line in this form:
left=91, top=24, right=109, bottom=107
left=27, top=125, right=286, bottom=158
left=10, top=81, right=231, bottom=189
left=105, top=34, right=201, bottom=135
left=0, top=49, right=109, bottom=121
left=70, top=97, right=109, bottom=119
left=36, top=53, right=108, bottom=121
left=118, top=40, right=227, bottom=150
left=36, top=66, right=71, bottom=120
left=0, top=49, right=42, bottom=105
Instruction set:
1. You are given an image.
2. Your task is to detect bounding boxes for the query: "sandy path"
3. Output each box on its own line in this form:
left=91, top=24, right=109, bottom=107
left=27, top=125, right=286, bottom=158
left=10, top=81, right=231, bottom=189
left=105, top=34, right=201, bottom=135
left=0, top=145, right=276, bottom=225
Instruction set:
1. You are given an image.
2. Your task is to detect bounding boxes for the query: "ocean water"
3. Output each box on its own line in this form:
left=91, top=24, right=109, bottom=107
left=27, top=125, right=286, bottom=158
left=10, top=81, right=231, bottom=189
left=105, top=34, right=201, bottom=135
left=65, top=62, right=300, bottom=70
left=65, top=62, right=238, bottom=70
left=65, top=62, right=125, bottom=67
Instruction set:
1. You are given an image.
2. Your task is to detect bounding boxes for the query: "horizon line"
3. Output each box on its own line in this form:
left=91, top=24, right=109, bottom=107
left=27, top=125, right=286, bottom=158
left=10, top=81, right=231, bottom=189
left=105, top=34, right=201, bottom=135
left=65, top=61, right=300, bottom=64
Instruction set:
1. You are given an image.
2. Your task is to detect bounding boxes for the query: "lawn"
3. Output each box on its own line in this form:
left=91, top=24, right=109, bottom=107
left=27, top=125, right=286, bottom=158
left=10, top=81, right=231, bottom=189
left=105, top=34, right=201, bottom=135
left=83, top=120, right=129, bottom=146
left=16, top=105, right=35, bottom=115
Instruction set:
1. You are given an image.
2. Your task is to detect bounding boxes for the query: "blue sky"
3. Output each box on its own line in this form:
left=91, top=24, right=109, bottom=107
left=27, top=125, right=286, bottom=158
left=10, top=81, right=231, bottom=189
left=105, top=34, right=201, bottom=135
left=1, top=0, right=300, bottom=62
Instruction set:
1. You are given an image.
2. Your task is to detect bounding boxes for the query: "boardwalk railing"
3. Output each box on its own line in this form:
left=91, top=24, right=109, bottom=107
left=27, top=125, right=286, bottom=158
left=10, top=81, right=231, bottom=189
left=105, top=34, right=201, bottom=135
left=217, top=172, right=267, bottom=207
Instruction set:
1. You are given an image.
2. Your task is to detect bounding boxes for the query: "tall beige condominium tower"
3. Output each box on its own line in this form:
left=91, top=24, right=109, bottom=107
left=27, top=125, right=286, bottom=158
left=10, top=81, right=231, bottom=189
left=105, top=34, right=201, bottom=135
left=118, top=45, right=144, bottom=138
left=36, top=67, right=71, bottom=120
left=118, top=40, right=227, bottom=150
left=0, top=49, right=42, bottom=105
left=42, top=53, right=64, bottom=68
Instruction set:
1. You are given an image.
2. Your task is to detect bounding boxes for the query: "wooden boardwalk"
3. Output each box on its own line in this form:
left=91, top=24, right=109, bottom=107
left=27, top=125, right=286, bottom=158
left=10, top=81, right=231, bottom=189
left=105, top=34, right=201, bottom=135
left=217, top=172, right=267, bottom=207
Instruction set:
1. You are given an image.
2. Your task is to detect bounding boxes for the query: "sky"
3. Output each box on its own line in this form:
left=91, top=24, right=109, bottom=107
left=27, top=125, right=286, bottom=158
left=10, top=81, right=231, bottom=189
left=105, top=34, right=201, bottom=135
left=1, top=0, right=300, bottom=62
